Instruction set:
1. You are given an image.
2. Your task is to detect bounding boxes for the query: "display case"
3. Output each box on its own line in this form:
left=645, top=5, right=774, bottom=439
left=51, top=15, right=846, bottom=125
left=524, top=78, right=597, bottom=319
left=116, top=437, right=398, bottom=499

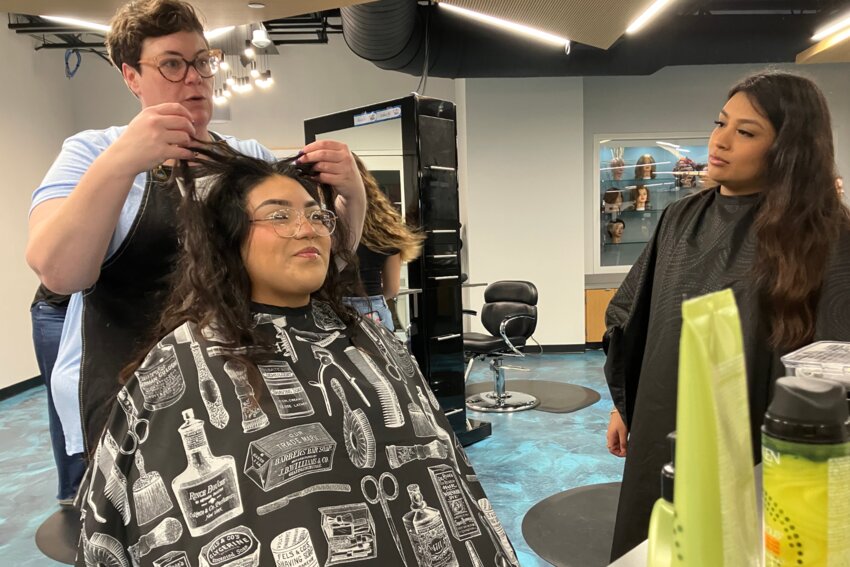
left=593, top=133, right=711, bottom=273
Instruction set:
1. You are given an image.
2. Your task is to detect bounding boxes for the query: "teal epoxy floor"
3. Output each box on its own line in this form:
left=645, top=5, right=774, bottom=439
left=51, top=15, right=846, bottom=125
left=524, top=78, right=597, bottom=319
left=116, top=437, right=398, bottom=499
left=0, top=351, right=623, bottom=566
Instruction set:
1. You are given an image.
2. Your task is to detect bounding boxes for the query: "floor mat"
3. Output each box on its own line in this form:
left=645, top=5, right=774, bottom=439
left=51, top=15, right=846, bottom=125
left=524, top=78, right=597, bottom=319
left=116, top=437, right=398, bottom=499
left=522, top=482, right=621, bottom=567
left=35, top=508, right=77, bottom=564
left=466, top=380, right=601, bottom=413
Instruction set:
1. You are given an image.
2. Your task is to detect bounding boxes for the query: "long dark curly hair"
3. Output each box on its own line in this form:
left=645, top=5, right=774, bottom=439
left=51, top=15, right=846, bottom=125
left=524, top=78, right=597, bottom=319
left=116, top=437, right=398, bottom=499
left=732, top=71, right=850, bottom=350
left=120, top=142, right=359, bottom=384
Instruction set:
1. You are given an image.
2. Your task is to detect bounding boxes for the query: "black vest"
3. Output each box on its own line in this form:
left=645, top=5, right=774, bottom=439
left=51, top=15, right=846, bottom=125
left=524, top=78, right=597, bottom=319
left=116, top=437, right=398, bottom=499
left=80, top=168, right=179, bottom=454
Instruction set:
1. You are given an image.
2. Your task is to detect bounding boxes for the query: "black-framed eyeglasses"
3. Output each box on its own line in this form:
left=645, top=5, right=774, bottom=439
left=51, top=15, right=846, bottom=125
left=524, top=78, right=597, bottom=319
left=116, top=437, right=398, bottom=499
left=249, top=207, right=338, bottom=238
left=137, top=49, right=222, bottom=82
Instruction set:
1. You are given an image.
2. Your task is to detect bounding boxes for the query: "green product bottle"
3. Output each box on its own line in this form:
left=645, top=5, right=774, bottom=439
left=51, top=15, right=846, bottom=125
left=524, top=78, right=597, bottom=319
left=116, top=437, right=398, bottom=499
left=647, top=432, right=676, bottom=567
left=762, top=376, right=850, bottom=566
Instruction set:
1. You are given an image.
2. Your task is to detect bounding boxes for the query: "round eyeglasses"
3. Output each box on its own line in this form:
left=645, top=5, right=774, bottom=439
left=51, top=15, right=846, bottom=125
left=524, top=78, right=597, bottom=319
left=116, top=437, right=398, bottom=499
left=136, top=49, right=222, bottom=83
left=250, top=207, right=338, bottom=238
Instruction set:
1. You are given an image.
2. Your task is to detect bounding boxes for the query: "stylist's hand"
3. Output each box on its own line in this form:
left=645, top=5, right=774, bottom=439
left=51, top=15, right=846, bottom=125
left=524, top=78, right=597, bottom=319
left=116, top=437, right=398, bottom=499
left=297, top=140, right=365, bottom=202
left=107, top=103, right=198, bottom=174
left=607, top=410, right=628, bottom=457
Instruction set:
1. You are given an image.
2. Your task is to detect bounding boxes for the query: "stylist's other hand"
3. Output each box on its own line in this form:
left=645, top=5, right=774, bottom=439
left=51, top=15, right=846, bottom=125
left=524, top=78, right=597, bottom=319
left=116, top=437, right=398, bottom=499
left=607, top=410, right=628, bottom=458
left=298, top=140, right=365, bottom=201
left=107, top=103, right=198, bottom=174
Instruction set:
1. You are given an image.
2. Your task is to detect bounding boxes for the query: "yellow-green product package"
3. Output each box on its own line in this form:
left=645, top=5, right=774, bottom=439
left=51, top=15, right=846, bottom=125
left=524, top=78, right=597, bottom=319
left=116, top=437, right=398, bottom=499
left=673, top=289, right=760, bottom=566
left=762, top=376, right=850, bottom=567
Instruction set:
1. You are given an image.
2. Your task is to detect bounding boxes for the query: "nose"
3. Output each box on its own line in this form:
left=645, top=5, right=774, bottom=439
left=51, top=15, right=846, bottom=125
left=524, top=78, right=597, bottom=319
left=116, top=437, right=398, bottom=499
left=293, top=214, right=319, bottom=239
left=184, top=62, right=203, bottom=84
left=712, top=126, right=732, bottom=150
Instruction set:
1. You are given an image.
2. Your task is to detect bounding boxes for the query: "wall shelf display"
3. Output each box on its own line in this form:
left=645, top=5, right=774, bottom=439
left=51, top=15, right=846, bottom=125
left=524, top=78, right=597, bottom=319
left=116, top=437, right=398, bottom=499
left=594, top=133, right=711, bottom=273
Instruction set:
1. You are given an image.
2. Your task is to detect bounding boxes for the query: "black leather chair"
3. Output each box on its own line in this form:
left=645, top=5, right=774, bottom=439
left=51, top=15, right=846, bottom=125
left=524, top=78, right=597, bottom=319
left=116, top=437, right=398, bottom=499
left=463, top=280, right=539, bottom=412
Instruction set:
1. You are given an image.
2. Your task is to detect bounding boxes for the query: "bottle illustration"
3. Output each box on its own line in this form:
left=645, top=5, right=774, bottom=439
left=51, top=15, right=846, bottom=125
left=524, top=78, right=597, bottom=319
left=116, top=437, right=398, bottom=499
left=403, top=484, right=459, bottom=567
left=223, top=359, right=270, bottom=433
left=135, top=342, right=185, bottom=411
left=172, top=409, right=243, bottom=537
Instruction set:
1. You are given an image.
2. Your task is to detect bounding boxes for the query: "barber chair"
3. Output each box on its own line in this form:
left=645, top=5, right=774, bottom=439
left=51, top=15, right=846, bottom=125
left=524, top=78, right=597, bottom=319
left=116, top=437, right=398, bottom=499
left=463, top=281, right=540, bottom=412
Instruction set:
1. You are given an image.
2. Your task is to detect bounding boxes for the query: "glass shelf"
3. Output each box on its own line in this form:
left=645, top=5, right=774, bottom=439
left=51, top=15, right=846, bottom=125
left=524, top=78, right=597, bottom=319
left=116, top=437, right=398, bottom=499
left=594, top=133, right=710, bottom=272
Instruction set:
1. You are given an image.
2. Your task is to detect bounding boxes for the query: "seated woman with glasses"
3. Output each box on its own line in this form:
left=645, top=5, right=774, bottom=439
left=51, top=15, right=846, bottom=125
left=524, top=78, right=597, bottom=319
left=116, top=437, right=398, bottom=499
left=76, top=143, right=517, bottom=567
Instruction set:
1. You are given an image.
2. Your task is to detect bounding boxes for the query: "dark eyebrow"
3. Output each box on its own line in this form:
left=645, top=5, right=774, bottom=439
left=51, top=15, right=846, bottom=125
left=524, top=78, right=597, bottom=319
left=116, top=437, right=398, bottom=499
left=158, top=49, right=207, bottom=58
left=256, top=199, right=319, bottom=208
left=719, top=109, right=766, bottom=129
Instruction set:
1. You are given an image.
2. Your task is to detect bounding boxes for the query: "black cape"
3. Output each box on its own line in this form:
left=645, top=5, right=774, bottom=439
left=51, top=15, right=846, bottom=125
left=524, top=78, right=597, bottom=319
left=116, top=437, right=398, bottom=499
left=76, top=301, right=518, bottom=567
left=604, top=188, right=850, bottom=559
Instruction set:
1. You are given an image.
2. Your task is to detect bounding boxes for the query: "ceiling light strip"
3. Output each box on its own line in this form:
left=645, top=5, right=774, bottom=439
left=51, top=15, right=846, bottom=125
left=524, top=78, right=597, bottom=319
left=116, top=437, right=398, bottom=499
left=626, top=0, right=674, bottom=34
left=812, top=13, right=850, bottom=41
left=41, top=15, right=110, bottom=32
left=439, top=2, right=568, bottom=47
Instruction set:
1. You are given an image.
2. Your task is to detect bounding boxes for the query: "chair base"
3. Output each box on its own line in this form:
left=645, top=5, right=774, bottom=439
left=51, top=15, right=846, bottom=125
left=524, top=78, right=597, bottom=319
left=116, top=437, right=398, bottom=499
left=466, top=390, right=540, bottom=413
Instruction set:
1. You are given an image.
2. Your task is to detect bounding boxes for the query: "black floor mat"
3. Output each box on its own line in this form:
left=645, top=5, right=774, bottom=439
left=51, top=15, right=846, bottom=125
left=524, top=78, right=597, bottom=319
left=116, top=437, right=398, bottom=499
left=35, top=508, right=77, bottom=564
left=522, top=482, right=621, bottom=567
left=466, top=380, right=601, bottom=413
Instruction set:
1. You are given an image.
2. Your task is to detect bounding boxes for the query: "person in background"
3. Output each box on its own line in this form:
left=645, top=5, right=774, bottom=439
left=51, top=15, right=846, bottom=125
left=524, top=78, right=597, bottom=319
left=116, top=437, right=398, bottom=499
left=342, top=155, right=424, bottom=332
left=604, top=71, right=850, bottom=560
left=31, top=285, right=85, bottom=507
left=25, top=0, right=366, bottom=471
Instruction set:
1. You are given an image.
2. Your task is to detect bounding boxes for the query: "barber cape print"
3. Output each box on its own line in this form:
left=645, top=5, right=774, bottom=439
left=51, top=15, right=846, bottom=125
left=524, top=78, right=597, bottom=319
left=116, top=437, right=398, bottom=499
left=76, top=301, right=517, bottom=567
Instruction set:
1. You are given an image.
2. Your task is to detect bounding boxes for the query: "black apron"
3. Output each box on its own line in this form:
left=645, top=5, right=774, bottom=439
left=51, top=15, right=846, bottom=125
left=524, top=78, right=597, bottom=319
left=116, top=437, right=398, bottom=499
left=80, top=167, right=180, bottom=455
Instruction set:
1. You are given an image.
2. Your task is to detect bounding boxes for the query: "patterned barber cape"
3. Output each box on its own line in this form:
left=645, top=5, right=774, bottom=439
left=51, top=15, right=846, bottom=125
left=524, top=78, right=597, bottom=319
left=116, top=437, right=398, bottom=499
left=77, top=301, right=517, bottom=567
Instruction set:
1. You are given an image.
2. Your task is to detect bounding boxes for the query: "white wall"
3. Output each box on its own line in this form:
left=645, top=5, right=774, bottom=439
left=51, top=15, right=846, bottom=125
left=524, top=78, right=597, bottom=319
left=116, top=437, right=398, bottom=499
left=462, top=78, right=586, bottom=346
left=0, top=20, right=76, bottom=388
left=582, top=62, right=850, bottom=276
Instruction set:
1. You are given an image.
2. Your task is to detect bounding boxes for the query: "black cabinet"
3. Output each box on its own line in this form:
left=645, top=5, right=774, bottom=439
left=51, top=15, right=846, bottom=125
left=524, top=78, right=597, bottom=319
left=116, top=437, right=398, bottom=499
left=305, top=95, right=490, bottom=445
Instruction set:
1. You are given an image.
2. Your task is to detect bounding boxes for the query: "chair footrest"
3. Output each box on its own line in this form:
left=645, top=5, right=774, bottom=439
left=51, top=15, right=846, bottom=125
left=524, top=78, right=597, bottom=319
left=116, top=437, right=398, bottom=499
left=466, top=391, right=540, bottom=413
left=499, top=365, right=530, bottom=372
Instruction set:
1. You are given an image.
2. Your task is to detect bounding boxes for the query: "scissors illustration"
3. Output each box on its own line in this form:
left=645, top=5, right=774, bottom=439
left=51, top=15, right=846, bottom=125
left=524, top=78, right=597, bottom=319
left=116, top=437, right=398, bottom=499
left=116, top=387, right=149, bottom=455
left=312, top=346, right=370, bottom=408
left=361, top=472, right=407, bottom=567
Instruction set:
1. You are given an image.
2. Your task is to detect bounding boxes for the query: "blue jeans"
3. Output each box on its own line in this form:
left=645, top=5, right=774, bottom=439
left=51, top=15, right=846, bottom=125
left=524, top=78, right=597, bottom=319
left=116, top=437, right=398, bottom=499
left=343, top=295, right=395, bottom=332
left=31, top=301, right=86, bottom=501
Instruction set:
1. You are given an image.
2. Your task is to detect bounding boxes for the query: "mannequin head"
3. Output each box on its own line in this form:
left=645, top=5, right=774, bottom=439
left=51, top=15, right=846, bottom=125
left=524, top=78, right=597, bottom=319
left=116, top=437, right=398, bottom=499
left=603, top=189, right=623, bottom=213
left=634, top=186, right=650, bottom=209
left=607, top=219, right=625, bottom=244
left=635, top=154, right=656, bottom=179
left=609, top=157, right=626, bottom=181
left=673, top=157, right=697, bottom=188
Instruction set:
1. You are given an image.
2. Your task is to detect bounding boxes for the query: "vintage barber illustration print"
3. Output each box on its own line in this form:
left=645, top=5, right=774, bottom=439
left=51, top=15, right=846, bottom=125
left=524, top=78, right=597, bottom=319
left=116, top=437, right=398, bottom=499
left=77, top=306, right=516, bottom=567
